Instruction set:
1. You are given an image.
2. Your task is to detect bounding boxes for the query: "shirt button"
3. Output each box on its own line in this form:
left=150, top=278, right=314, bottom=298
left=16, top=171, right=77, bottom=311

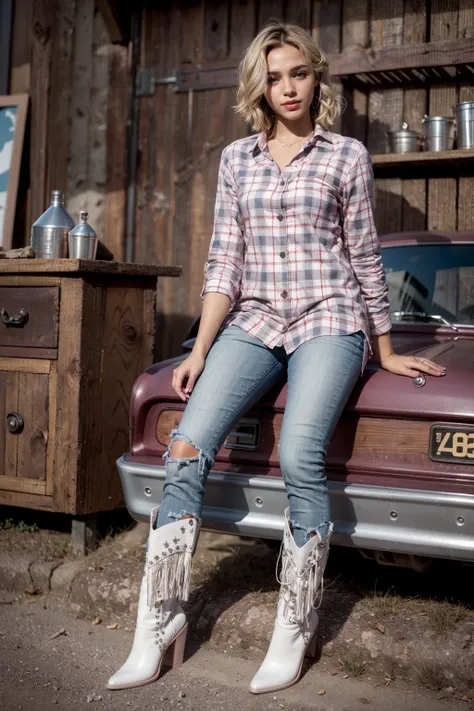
left=277, top=214, right=284, bottom=221
left=280, top=179, right=285, bottom=186
left=279, top=251, right=286, bottom=258
left=281, top=290, right=288, bottom=299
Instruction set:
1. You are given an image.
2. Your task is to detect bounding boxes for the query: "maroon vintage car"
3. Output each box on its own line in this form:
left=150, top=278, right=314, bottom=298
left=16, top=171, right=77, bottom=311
left=117, top=231, right=474, bottom=568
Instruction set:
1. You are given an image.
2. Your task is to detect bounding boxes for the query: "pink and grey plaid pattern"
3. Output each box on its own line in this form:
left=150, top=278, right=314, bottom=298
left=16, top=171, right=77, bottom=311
left=201, top=123, right=391, bottom=368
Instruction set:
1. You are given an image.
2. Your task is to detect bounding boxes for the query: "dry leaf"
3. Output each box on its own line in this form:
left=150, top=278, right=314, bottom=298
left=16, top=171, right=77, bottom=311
left=375, top=623, right=385, bottom=634
left=358, top=699, right=370, bottom=704
left=92, top=616, right=102, bottom=625
left=106, top=623, right=119, bottom=630
left=50, top=628, right=67, bottom=640
left=318, top=690, right=326, bottom=696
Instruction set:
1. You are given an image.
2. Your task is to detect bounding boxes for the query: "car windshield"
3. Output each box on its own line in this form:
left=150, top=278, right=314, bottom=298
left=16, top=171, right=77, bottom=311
left=382, top=244, right=474, bottom=326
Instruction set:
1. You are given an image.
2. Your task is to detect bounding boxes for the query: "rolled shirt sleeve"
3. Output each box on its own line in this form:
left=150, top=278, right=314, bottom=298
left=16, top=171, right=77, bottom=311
left=200, top=147, right=244, bottom=306
left=342, top=143, right=392, bottom=336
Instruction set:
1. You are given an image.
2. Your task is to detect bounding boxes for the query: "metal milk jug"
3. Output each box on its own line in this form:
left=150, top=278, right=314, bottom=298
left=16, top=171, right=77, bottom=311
left=68, top=211, right=98, bottom=259
left=30, top=190, right=76, bottom=258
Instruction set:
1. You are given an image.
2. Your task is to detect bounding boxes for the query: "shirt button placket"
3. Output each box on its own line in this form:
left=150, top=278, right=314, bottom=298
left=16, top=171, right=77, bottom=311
left=278, top=174, right=289, bottom=319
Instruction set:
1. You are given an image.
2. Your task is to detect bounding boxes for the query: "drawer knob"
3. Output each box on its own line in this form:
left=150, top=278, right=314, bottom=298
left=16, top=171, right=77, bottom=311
left=6, top=412, right=24, bottom=434
left=1, top=307, right=29, bottom=327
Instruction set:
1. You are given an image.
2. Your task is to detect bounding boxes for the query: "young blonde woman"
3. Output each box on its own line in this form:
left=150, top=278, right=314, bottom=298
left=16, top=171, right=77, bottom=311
left=107, top=22, right=445, bottom=695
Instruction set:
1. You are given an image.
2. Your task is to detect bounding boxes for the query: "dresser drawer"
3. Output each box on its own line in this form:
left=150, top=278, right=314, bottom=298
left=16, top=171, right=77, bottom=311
left=0, top=287, right=59, bottom=349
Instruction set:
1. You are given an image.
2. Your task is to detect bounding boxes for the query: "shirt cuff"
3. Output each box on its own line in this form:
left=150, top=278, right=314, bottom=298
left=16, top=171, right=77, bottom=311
left=200, top=283, right=235, bottom=304
left=369, top=312, right=392, bottom=337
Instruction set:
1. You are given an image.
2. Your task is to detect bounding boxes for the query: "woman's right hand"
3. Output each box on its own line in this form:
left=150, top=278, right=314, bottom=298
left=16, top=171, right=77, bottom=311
left=172, top=350, right=206, bottom=402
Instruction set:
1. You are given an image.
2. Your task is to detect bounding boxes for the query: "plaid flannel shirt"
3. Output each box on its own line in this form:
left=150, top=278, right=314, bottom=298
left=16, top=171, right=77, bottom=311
left=201, top=123, right=392, bottom=370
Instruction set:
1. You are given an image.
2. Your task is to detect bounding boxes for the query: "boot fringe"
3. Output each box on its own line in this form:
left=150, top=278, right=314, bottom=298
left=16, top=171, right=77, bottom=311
left=147, top=549, right=193, bottom=607
left=279, top=548, right=326, bottom=625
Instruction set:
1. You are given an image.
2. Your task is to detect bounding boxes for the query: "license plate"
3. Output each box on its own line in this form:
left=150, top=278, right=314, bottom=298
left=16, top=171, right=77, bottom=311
left=429, top=425, right=474, bottom=464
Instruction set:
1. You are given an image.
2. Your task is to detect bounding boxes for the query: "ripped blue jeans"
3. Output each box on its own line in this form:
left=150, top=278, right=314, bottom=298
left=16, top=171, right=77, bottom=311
left=155, top=326, right=365, bottom=547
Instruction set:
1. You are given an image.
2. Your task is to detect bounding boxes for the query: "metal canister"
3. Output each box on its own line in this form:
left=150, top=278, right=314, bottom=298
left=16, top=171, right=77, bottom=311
left=30, top=190, right=76, bottom=258
left=421, top=115, right=455, bottom=151
left=454, top=101, right=474, bottom=149
left=68, top=211, right=98, bottom=259
left=387, top=122, right=418, bottom=153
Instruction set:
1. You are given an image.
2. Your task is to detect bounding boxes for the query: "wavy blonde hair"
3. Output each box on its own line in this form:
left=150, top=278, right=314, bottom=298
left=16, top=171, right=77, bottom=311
left=235, top=22, right=341, bottom=134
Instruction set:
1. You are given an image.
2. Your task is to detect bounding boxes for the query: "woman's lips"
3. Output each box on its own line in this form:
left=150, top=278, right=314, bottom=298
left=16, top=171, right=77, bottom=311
left=282, top=101, right=301, bottom=110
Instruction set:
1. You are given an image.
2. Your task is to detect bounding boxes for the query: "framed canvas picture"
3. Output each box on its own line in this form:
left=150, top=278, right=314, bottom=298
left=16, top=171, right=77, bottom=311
left=0, top=94, right=28, bottom=250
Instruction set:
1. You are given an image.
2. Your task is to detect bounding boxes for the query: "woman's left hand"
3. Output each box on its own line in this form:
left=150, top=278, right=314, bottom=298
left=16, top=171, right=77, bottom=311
left=380, top=353, right=447, bottom=379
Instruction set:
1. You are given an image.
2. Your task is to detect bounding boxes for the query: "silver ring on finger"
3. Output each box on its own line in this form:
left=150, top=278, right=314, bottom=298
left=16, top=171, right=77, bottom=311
left=417, top=357, right=425, bottom=364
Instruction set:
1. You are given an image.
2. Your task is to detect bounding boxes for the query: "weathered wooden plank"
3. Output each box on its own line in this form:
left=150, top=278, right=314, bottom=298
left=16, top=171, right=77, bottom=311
left=46, top=0, right=76, bottom=202
left=341, top=0, right=369, bottom=142
left=457, top=0, right=474, bottom=231
left=86, top=8, right=110, bottom=237
left=134, top=5, right=156, bottom=266
left=229, top=0, right=256, bottom=61
left=103, top=43, right=128, bottom=260
left=0, top=373, right=6, bottom=476
left=402, top=0, right=428, bottom=230
left=313, top=0, right=342, bottom=53
left=180, top=0, right=205, bottom=68
left=4, top=371, right=19, bottom=477
left=427, top=0, right=459, bottom=231
left=53, top=277, right=82, bottom=512
left=328, top=36, right=474, bottom=76
left=30, top=0, right=54, bottom=221
left=0, top=489, right=52, bottom=509
left=285, top=0, right=312, bottom=27
left=258, top=0, right=284, bottom=27
left=204, top=0, right=229, bottom=61
left=368, top=1, right=404, bottom=235
left=9, top=0, right=33, bottom=93
left=0, top=259, right=181, bottom=276
left=0, top=476, right=46, bottom=495
left=67, top=0, right=94, bottom=221
left=16, top=372, right=48, bottom=480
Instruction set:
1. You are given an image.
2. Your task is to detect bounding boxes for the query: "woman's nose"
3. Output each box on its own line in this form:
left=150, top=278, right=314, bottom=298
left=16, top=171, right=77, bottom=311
left=283, top=82, right=296, bottom=96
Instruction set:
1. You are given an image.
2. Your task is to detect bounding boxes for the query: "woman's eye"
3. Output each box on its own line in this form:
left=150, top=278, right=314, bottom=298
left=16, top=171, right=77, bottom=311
left=268, top=76, right=278, bottom=85
left=295, top=72, right=308, bottom=79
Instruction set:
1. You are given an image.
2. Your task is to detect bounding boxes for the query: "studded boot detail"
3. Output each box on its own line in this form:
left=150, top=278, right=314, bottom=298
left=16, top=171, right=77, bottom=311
left=107, top=508, right=200, bottom=690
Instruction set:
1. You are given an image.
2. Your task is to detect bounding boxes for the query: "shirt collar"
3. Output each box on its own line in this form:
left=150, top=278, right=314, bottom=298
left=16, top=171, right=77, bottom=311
left=249, top=123, right=334, bottom=155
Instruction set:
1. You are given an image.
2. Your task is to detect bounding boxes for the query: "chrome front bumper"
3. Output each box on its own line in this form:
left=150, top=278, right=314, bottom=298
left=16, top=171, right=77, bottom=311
left=117, top=455, right=474, bottom=562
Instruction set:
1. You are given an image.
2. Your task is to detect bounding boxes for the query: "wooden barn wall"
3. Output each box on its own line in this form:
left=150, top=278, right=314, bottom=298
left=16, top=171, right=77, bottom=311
left=136, top=0, right=474, bottom=361
left=8, top=0, right=128, bottom=260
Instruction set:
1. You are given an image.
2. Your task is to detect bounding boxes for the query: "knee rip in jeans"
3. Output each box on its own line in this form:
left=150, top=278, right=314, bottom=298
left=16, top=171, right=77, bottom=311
left=164, top=428, right=214, bottom=484
left=290, top=518, right=334, bottom=543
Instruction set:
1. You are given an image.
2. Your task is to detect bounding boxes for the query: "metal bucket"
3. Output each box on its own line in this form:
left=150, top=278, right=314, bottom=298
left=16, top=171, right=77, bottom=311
left=454, top=101, right=474, bottom=149
left=387, top=122, right=418, bottom=153
left=421, top=115, right=455, bottom=151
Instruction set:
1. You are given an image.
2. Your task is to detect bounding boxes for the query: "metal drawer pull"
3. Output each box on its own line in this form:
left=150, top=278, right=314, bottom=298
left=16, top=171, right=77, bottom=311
left=6, top=412, right=24, bottom=434
left=0, top=307, right=29, bottom=326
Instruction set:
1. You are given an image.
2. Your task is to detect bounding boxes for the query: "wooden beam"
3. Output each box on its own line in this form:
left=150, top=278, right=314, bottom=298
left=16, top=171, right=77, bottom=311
left=328, top=36, right=474, bottom=77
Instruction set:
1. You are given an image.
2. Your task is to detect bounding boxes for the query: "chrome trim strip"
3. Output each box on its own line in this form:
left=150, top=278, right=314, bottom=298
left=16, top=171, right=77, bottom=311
left=117, top=455, right=474, bottom=561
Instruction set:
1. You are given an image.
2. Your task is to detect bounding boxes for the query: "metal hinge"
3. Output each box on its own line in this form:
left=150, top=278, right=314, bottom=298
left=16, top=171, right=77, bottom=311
left=136, top=68, right=177, bottom=96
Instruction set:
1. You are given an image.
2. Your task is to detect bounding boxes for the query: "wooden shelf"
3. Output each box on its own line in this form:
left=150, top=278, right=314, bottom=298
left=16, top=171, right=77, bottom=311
left=328, top=37, right=474, bottom=88
left=371, top=148, right=474, bottom=177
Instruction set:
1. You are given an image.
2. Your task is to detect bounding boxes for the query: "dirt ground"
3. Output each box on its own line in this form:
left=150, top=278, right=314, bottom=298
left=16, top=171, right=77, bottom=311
left=0, top=510, right=473, bottom=704
left=0, top=599, right=470, bottom=711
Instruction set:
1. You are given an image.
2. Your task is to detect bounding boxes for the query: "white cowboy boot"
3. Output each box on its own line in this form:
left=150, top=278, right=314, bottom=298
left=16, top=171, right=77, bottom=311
left=249, top=508, right=332, bottom=695
left=107, top=509, right=200, bottom=690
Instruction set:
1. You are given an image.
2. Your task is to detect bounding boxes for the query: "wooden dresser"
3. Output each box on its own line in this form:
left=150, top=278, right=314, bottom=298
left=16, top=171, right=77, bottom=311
left=0, top=259, right=180, bottom=537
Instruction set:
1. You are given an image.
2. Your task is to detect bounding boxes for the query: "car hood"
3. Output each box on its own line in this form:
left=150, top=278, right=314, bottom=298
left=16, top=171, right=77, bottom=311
left=143, top=332, right=474, bottom=423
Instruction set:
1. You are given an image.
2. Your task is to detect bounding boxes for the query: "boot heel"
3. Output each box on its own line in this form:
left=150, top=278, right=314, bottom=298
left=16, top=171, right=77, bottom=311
left=163, top=623, right=188, bottom=669
left=305, top=630, right=318, bottom=659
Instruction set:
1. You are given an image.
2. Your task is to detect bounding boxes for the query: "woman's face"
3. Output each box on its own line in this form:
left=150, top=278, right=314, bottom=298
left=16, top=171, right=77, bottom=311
left=264, top=44, right=317, bottom=123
